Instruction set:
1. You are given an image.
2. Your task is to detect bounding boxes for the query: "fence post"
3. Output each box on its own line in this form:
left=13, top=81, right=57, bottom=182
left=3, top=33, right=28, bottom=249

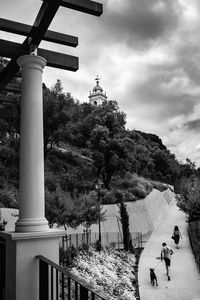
left=140, top=232, right=143, bottom=248
left=118, top=232, right=120, bottom=250
left=0, top=237, right=6, bottom=300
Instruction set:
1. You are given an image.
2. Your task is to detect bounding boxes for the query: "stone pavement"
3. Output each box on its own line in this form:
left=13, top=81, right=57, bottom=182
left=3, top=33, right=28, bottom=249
left=138, top=197, right=200, bottom=300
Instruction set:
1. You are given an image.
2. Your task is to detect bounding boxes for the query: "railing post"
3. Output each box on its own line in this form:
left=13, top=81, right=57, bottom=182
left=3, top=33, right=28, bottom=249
left=68, top=277, right=71, bottom=299
left=39, top=259, right=49, bottom=300
left=0, top=238, right=6, bottom=300
left=80, top=285, right=88, bottom=300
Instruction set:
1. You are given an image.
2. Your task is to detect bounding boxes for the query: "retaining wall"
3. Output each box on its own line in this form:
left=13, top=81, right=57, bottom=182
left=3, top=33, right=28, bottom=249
left=1, top=188, right=175, bottom=235
left=66, top=188, right=175, bottom=235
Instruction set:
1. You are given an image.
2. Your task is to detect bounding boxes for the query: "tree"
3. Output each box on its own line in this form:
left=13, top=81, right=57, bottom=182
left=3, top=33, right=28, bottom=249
left=86, top=100, right=134, bottom=189
left=90, top=125, right=134, bottom=189
left=119, top=202, right=133, bottom=251
left=74, top=192, right=104, bottom=229
left=45, top=186, right=101, bottom=229
left=177, top=175, right=200, bottom=222
left=43, top=80, right=77, bottom=159
left=180, top=158, right=197, bottom=179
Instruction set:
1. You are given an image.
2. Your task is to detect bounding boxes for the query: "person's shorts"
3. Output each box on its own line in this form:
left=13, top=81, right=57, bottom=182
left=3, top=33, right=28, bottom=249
left=164, top=258, right=171, bottom=266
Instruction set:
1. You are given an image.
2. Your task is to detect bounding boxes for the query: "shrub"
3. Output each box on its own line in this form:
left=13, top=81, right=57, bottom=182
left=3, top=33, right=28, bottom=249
left=60, top=245, right=77, bottom=266
left=177, top=176, right=200, bottom=222
left=131, top=184, right=147, bottom=199
left=0, top=184, right=19, bottom=208
left=188, top=221, right=200, bottom=271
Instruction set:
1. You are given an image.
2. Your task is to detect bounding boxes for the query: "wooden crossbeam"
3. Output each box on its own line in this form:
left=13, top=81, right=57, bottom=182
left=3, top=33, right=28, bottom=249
left=0, top=0, right=65, bottom=91
left=42, top=0, right=103, bottom=16
left=0, top=18, right=78, bottom=47
left=29, top=0, right=63, bottom=47
left=0, top=39, right=78, bottom=71
left=0, top=0, right=103, bottom=91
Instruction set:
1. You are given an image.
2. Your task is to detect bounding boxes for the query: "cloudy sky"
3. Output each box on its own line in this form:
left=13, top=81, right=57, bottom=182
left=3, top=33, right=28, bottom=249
left=1, top=0, right=200, bottom=166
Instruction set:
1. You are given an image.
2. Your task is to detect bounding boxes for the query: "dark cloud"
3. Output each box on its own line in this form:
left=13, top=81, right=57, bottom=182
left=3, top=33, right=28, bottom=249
left=100, top=0, right=182, bottom=48
left=184, top=119, right=200, bottom=131
left=131, top=68, right=197, bottom=119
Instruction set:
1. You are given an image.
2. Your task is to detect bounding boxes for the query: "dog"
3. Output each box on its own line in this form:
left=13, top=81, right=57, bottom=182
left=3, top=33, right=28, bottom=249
left=150, top=268, right=158, bottom=286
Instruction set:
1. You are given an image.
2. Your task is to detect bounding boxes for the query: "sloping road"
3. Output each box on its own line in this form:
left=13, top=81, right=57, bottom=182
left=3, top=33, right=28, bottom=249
left=138, top=198, right=200, bottom=300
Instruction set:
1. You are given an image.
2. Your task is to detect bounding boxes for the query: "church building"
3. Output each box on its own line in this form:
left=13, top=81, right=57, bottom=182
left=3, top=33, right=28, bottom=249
left=88, top=76, right=107, bottom=105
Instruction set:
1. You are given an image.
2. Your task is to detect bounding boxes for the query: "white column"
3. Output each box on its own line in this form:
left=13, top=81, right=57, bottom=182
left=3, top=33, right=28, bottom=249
left=15, top=55, right=49, bottom=232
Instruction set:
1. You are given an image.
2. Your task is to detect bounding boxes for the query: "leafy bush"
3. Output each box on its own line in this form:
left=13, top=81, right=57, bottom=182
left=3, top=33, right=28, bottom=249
left=177, top=176, right=200, bottom=222
left=0, top=184, right=19, bottom=208
left=131, top=185, right=147, bottom=199
left=188, top=221, right=200, bottom=271
left=99, top=189, right=113, bottom=204
left=60, top=245, right=77, bottom=266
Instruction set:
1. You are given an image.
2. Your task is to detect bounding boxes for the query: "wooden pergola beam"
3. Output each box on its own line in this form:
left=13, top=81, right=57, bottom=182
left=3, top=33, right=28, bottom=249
left=0, top=0, right=63, bottom=91
left=42, top=0, right=103, bottom=16
left=0, top=39, right=78, bottom=71
left=0, top=18, right=78, bottom=47
left=29, top=0, right=63, bottom=47
left=0, top=0, right=103, bottom=91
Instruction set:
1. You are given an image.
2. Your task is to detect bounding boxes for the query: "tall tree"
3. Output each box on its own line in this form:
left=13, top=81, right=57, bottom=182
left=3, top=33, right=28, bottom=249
left=87, top=100, right=134, bottom=189
left=43, top=80, right=76, bottom=159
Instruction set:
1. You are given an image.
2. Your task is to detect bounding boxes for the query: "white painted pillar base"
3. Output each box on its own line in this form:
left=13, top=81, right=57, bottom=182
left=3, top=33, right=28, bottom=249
left=15, top=55, right=48, bottom=232
left=0, top=230, right=65, bottom=300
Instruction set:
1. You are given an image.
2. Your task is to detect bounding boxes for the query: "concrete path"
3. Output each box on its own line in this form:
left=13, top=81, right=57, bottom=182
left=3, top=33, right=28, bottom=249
left=138, top=198, right=200, bottom=300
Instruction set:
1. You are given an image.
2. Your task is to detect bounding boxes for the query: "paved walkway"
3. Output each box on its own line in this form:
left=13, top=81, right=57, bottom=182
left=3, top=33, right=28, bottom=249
left=138, top=197, right=200, bottom=300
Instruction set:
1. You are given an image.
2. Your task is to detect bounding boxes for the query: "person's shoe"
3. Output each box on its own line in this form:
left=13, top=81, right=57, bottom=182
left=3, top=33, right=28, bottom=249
left=168, top=276, right=170, bottom=281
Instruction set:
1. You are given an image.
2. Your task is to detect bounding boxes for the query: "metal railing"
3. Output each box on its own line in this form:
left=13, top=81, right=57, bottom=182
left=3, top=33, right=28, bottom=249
left=60, top=231, right=149, bottom=251
left=38, top=255, right=113, bottom=300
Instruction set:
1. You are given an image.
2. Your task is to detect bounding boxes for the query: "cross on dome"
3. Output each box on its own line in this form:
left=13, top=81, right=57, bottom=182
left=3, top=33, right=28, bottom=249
left=95, top=75, right=100, bottom=85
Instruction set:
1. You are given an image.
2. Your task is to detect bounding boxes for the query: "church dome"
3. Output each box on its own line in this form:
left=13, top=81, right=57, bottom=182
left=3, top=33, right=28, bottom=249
left=93, top=82, right=103, bottom=92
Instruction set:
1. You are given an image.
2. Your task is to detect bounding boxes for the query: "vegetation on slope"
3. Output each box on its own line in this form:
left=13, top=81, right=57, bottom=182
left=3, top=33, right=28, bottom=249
left=1, top=79, right=200, bottom=229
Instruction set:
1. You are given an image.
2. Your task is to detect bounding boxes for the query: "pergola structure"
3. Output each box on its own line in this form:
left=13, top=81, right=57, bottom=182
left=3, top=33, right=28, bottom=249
left=0, top=0, right=102, bottom=90
left=0, top=1, right=103, bottom=299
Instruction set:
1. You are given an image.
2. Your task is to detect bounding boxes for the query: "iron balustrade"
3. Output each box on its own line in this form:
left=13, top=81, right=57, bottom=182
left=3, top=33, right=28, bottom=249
left=37, top=255, right=112, bottom=300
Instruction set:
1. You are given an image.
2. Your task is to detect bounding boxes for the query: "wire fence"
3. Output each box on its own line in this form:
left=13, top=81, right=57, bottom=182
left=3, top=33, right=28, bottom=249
left=60, top=230, right=152, bottom=252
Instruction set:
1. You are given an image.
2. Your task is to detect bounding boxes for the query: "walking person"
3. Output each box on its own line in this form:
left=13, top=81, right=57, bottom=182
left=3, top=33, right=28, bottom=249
left=172, top=225, right=182, bottom=249
left=161, top=242, right=174, bottom=281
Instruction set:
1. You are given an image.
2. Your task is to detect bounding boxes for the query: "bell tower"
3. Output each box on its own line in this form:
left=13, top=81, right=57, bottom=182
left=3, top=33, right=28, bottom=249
left=88, top=76, right=107, bottom=105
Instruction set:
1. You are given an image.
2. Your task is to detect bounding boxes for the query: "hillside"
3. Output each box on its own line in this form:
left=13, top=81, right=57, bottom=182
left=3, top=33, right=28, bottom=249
left=0, top=80, right=199, bottom=228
